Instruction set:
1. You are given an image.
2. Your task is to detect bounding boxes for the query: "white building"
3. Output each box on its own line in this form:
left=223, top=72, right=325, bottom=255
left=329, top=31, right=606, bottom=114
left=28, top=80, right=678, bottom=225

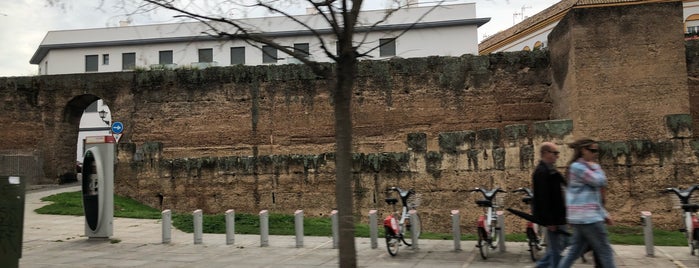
left=77, top=100, right=112, bottom=162
left=479, top=0, right=699, bottom=55
left=31, top=3, right=489, bottom=75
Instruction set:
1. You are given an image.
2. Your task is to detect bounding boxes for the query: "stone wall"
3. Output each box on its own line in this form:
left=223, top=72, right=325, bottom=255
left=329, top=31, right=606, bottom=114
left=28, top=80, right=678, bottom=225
left=117, top=115, right=699, bottom=233
left=2, top=0, right=699, bottom=233
left=549, top=1, right=690, bottom=140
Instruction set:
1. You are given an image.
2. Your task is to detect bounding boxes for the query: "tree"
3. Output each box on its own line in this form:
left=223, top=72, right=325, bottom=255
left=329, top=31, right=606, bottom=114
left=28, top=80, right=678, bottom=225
left=59, top=0, right=443, bottom=266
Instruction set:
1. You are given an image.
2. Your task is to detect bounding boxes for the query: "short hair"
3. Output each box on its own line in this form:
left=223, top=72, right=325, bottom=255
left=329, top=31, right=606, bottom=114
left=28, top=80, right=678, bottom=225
left=539, top=142, right=555, bottom=154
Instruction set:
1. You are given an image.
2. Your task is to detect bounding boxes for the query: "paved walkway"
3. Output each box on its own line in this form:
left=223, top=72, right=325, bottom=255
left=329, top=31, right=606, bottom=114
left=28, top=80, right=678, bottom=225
left=19, top=185, right=699, bottom=267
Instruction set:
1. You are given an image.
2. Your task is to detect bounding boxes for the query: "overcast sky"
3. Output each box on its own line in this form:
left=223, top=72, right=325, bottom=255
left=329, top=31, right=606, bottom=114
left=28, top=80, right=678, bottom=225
left=0, top=0, right=558, bottom=77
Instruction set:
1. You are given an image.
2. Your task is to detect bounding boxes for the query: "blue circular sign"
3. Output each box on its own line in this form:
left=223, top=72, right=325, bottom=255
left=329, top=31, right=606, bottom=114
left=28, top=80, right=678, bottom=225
left=111, top=122, right=124, bottom=134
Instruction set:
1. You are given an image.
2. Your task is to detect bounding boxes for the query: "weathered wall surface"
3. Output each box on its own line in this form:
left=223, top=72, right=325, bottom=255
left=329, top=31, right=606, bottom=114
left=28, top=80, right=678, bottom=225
left=117, top=116, right=697, bottom=234
left=2, top=0, right=699, bottom=233
left=0, top=53, right=552, bottom=184
left=549, top=1, right=690, bottom=140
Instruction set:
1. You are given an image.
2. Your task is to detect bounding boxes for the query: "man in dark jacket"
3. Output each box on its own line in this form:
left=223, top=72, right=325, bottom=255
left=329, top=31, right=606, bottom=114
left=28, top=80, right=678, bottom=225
left=532, top=142, right=567, bottom=268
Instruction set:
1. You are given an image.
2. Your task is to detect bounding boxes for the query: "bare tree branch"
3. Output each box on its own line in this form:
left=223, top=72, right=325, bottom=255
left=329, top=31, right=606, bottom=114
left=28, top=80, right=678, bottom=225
left=145, top=0, right=332, bottom=76
left=357, top=0, right=446, bottom=58
left=250, top=1, right=338, bottom=61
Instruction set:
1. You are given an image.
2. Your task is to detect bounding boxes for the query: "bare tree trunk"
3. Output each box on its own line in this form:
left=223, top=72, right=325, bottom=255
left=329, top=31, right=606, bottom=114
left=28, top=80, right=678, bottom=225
left=335, top=44, right=357, bottom=268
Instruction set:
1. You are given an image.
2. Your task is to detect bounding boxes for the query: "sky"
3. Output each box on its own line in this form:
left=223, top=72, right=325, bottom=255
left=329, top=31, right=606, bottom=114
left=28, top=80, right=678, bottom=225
left=0, top=0, right=559, bottom=77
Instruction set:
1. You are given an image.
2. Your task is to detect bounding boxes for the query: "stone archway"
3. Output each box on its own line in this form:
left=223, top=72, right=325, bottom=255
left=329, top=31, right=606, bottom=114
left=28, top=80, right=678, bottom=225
left=51, top=94, right=104, bottom=184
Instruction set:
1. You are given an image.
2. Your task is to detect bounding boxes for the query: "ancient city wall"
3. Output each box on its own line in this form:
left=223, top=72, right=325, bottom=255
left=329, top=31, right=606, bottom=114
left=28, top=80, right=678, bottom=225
left=1, top=1, right=699, bottom=233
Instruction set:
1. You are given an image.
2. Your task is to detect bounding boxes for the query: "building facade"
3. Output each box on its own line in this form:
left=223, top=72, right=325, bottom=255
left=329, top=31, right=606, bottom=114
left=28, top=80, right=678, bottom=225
left=31, top=3, right=489, bottom=75
left=479, top=0, right=699, bottom=55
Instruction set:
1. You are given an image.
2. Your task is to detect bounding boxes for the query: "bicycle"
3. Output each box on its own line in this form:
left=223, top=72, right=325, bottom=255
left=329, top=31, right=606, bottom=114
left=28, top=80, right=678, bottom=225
left=383, top=187, right=421, bottom=256
left=470, top=187, right=506, bottom=260
left=661, top=185, right=699, bottom=255
left=511, top=187, right=546, bottom=262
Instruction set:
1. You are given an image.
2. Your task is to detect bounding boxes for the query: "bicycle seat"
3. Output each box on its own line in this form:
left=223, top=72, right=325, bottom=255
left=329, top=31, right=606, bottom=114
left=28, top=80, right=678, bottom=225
left=475, top=200, right=492, bottom=207
left=385, top=198, right=398, bottom=205
left=682, top=204, right=699, bottom=212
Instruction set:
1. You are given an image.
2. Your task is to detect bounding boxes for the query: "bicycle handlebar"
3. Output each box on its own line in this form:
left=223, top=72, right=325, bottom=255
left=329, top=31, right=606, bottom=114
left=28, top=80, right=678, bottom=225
left=660, top=185, right=699, bottom=205
left=470, top=187, right=506, bottom=201
left=511, top=187, right=533, bottom=197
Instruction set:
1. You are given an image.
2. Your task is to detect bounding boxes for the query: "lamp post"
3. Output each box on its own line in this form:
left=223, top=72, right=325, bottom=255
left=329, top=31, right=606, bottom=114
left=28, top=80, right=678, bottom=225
left=98, top=110, right=110, bottom=125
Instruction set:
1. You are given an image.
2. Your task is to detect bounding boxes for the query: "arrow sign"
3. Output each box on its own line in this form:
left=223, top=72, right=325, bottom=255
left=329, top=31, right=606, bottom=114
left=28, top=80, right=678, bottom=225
left=111, top=122, right=124, bottom=134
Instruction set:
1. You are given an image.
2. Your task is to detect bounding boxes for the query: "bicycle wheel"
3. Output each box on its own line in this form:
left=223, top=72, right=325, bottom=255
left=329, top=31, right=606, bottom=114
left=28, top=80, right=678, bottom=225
left=477, top=227, right=489, bottom=260
left=385, top=226, right=400, bottom=256
left=526, top=227, right=542, bottom=262
left=402, top=214, right=422, bottom=246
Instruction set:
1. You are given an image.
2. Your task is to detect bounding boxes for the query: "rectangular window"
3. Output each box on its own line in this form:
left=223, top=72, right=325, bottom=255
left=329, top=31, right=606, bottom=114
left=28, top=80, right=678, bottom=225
left=230, top=47, right=245, bottom=65
left=379, top=38, right=396, bottom=57
left=294, top=43, right=310, bottom=58
left=198, top=48, right=213, bottom=63
left=262, top=45, right=277, bottom=63
left=102, top=54, right=109, bottom=65
left=159, top=50, right=173, bottom=65
left=85, top=55, right=98, bottom=72
left=122, top=52, right=136, bottom=70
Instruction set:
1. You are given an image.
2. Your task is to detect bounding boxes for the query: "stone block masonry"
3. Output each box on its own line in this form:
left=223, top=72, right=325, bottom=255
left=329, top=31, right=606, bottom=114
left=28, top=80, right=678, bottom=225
left=117, top=116, right=699, bottom=233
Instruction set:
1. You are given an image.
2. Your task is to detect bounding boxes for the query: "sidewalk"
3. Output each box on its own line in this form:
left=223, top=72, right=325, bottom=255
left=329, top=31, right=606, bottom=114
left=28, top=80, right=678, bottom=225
left=20, top=186, right=699, bottom=267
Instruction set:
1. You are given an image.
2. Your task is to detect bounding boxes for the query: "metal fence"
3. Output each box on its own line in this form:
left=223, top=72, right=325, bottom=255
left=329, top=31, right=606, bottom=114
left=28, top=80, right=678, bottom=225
left=0, top=150, right=45, bottom=186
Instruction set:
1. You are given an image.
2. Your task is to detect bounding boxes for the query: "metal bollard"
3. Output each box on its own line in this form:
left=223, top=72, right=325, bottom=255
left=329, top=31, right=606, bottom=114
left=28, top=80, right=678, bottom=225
left=369, top=210, right=378, bottom=249
left=162, top=209, right=171, bottom=244
left=409, top=209, right=419, bottom=250
left=331, top=210, right=338, bottom=249
left=260, top=210, right=269, bottom=247
left=193, top=209, right=203, bottom=244
left=641, top=211, right=654, bottom=257
left=295, top=210, right=304, bottom=248
left=451, top=210, right=461, bottom=251
left=225, top=209, right=235, bottom=245
left=497, top=210, right=505, bottom=252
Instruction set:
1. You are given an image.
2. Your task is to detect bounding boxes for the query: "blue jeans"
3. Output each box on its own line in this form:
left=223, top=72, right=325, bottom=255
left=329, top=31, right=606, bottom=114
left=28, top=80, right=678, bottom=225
left=557, top=221, right=616, bottom=268
left=536, top=225, right=567, bottom=268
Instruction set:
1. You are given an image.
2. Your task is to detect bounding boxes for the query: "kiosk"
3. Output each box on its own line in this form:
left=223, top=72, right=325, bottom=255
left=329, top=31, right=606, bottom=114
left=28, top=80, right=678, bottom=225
left=81, top=135, right=115, bottom=238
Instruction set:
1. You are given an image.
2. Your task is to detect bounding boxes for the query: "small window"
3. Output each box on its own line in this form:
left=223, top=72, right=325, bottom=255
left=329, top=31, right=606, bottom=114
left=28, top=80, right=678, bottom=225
left=102, top=54, right=109, bottom=65
left=379, top=38, right=396, bottom=57
left=85, top=55, right=98, bottom=72
left=159, top=50, right=173, bottom=65
left=198, top=48, right=213, bottom=63
left=294, top=43, right=310, bottom=58
left=122, top=52, right=136, bottom=70
left=262, top=45, right=277, bottom=63
left=231, top=47, right=245, bottom=65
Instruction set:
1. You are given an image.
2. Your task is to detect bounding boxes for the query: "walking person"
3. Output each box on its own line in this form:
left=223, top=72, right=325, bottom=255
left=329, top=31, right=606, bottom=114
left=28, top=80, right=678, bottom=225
left=558, top=139, right=616, bottom=268
left=532, top=142, right=567, bottom=268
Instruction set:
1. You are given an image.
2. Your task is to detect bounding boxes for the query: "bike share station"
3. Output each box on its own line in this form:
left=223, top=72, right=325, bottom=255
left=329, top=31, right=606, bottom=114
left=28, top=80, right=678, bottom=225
left=80, top=121, right=122, bottom=239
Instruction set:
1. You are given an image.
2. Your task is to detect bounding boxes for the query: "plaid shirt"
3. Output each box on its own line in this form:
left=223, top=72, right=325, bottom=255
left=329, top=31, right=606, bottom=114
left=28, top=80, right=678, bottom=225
left=566, top=159, right=608, bottom=224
